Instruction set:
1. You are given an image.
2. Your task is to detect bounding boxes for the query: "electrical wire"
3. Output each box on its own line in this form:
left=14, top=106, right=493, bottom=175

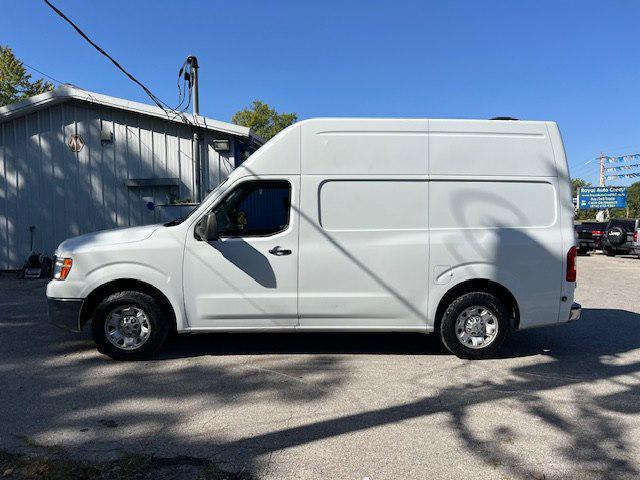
left=175, top=60, right=191, bottom=112
left=43, top=0, right=191, bottom=124
left=21, top=61, right=65, bottom=86
left=570, top=157, right=598, bottom=179
left=174, top=65, right=197, bottom=125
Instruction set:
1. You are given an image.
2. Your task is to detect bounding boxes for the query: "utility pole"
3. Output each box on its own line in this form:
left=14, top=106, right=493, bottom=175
left=187, top=55, right=202, bottom=202
left=593, top=152, right=640, bottom=220
left=596, top=153, right=606, bottom=222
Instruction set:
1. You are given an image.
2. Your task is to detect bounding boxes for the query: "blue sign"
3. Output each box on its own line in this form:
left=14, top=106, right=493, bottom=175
left=578, top=186, right=627, bottom=209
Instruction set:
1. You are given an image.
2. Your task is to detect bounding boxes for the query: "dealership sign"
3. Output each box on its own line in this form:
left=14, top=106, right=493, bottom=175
left=577, top=186, right=627, bottom=209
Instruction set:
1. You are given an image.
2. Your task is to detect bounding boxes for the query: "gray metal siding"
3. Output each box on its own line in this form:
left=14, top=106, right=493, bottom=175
left=0, top=100, right=237, bottom=269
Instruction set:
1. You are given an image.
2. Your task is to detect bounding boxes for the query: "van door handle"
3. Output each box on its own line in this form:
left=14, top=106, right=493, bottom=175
left=269, top=246, right=292, bottom=256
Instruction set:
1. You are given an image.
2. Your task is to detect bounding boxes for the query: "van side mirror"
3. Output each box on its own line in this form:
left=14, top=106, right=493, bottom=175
left=195, top=213, right=218, bottom=241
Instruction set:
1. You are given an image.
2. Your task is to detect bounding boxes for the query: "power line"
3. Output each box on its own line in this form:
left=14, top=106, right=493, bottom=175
left=570, top=157, right=600, bottom=179
left=22, top=61, right=65, bottom=86
left=43, top=0, right=190, bottom=124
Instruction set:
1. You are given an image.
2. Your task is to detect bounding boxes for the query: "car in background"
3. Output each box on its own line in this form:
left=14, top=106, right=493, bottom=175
left=600, top=218, right=639, bottom=256
left=574, top=221, right=607, bottom=255
left=632, top=226, right=640, bottom=258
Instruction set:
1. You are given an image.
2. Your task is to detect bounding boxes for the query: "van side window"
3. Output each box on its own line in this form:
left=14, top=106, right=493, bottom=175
left=213, top=180, right=291, bottom=237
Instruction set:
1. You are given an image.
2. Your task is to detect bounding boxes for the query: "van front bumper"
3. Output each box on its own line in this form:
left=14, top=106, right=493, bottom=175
left=48, top=297, right=83, bottom=332
left=569, top=302, right=581, bottom=322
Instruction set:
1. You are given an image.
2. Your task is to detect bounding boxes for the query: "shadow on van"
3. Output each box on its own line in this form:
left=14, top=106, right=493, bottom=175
left=213, top=239, right=277, bottom=288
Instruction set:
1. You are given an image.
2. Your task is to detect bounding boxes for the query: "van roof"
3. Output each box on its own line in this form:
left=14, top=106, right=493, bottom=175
left=294, top=117, right=552, bottom=125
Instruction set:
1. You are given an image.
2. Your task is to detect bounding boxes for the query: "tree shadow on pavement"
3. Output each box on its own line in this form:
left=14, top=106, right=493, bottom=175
left=3, top=277, right=640, bottom=479
left=195, top=308, right=640, bottom=479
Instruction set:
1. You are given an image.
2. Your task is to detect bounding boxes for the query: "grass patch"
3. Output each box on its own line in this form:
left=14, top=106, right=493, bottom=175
left=199, top=462, right=252, bottom=480
left=0, top=450, right=99, bottom=479
left=0, top=450, right=253, bottom=480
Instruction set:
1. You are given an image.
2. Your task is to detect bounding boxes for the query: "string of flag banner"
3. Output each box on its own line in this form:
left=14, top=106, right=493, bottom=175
left=604, top=153, right=640, bottom=163
left=604, top=164, right=640, bottom=171
left=605, top=173, right=640, bottom=180
left=602, top=153, right=640, bottom=180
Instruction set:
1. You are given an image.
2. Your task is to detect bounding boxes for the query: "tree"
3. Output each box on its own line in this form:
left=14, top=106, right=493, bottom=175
left=571, top=178, right=591, bottom=198
left=0, top=46, right=53, bottom=107
left=571, top=178, right=596, bottom=220
left=626, top=181, right=640, bottom=217
left=232, top=100, right=297, bottom=140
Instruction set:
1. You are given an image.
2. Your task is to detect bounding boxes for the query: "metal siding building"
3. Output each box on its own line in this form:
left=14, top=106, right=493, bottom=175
left=0, top=86, right=263, bottom=269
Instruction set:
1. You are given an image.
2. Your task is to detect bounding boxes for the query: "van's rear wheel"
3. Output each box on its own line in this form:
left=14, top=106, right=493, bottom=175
left=91, top=291, right=170, bottom=360
left=439, top=292, right=509, bottom=359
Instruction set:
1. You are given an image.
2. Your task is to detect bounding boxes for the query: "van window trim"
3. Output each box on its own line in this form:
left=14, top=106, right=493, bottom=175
left=196, top=178, right=293, bottom=239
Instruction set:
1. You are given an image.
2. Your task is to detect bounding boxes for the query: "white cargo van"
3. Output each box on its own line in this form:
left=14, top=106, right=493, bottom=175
left=47, top=118, right=581, bottom=360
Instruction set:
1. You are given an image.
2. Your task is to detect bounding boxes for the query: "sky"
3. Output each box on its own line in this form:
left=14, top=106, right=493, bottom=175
left=3, top=0, right=640, bottom=185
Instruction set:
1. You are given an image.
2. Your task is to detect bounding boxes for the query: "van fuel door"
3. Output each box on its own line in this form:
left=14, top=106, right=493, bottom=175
left=434, top=265, right=453, bottom=285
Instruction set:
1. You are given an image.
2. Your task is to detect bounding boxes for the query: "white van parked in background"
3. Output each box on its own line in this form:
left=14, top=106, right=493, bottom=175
left=47, top=118, right=581, bottom=360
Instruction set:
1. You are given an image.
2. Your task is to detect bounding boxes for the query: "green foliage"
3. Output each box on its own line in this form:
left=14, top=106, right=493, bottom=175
left=625, top=181, right=640, bottom=218
left=571, top=178, right=593, bottom=220
left=574, top=209, right=596, bottom=221
left=232, top=100, right=297, bottom=140
left=571, top=178, right=591, bottom=198
left=0, top=46, right=54, bottom=107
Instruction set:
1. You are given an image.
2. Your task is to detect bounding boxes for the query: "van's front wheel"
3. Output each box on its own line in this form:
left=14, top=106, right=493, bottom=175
left=91, top=291, right=170, bottom=360
left=439, top=292, right=509, bottom=359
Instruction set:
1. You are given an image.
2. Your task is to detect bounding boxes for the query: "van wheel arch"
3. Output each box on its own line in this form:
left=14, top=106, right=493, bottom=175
left=434, top=279, right=520, bottom=333
left=80, top=279, right=177, bottom=332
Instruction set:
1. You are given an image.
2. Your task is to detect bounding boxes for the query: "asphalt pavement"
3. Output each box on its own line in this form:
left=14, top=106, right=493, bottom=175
left=1, top=253, right=639, bottom=479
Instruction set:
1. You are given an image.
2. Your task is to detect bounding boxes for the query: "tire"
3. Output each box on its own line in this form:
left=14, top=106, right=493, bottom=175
left=577, top=246, right=589, bottom=255
left=607, top=226, right=626, bottom=247
left=603, top=246, right=617, bottom=257
left=91, top=290, right=171, bottom=360
left=439, top=292, right=510, bottom=360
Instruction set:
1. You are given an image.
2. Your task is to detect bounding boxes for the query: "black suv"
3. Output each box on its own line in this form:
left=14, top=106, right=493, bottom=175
left=574, top=221, right=607, bottom=255
left=600, top=218, right=640, bottom=256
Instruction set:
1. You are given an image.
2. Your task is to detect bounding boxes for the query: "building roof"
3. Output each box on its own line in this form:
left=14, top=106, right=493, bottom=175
left=0, top=85, right=265, bottom=147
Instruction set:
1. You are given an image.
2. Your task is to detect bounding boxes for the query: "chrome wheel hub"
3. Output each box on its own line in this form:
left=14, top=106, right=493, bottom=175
left=455, top=306, right=499, bottom=349
left=464, top=315, right=485, bottom=336
left=104, top=306, right=151, bottom=351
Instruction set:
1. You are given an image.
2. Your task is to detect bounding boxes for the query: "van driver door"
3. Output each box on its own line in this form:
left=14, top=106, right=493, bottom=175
left=182, top=177, right=299, bottom=329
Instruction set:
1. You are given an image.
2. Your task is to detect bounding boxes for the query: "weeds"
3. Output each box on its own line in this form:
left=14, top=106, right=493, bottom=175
left=0, top=450, right=254, bottom=480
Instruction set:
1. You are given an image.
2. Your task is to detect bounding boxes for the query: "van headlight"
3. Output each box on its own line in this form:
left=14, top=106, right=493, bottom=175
left=53, top=257, right=73, bottom=280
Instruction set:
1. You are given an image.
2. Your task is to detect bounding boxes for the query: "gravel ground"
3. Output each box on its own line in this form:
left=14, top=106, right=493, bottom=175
left=1, top=252, right=639, bottom=479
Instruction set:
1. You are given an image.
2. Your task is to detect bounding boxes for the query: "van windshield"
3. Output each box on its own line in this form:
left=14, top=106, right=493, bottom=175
left=163, top=179, right=230, bottom=227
